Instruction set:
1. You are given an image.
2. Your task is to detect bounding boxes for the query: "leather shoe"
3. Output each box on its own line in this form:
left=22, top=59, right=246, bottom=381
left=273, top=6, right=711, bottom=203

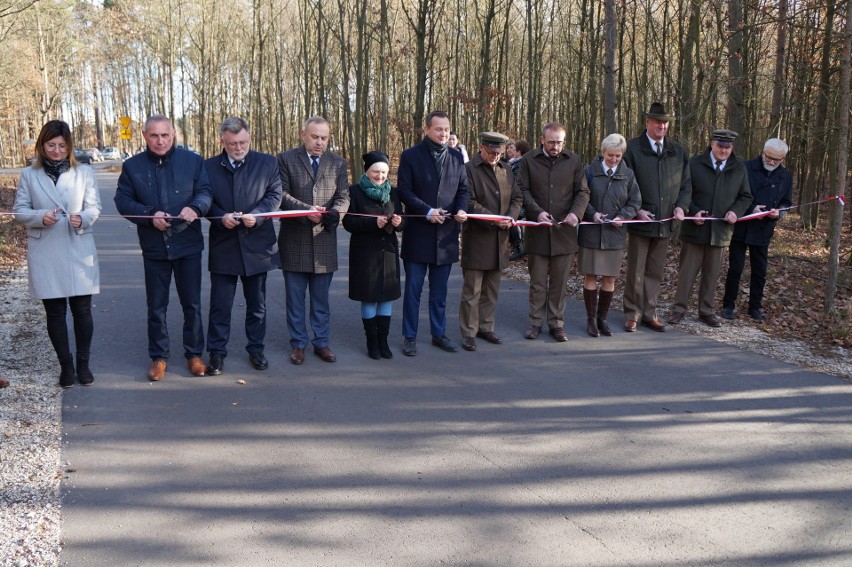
left=431, top=335, right=458, bottom=352
left=402, top=338, right=417, bottom=357
left=289, top=348, right=305, bottom=365
left=249, top=352, right=268, bottom=370
left=641, top=318, right=667, bottom=332
left=207, top=353, right=224, bottom=376
left=667, top=311, right=685, bottom=325
left=148, top=359, right=167, bottom=381
left=624, top=320, right=637, bottom=332
left=549, top=327, right=568, bottom=342
left=524, top=325, right=541, bottom=339
left=0, top=377, right=8, bottom=388
left=476, top=331, right=502, bottom=344
left=748, top=308, right=765, bottom=321
left=699, top=313, right=723, bottom=328
left=314, top=346, right=336, bottom=362
left=722, top=306, right=735, bottom=320
left=187, top=357, right=206, bottom=376
left=462, top=337, right=477, bottom=351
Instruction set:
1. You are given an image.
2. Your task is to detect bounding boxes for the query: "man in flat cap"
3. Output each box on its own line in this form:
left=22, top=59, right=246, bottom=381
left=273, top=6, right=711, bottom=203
left=458, top=132, right=523, bottom=351
left=667, top=129, right=752, bottom=327
left=622, top=102, right=691, bottom=333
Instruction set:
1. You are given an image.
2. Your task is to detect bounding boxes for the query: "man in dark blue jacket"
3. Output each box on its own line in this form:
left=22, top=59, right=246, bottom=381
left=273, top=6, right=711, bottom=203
left=114, top=115, right=212, bottom=381
left=398, top=111, right=470, bottom=356
left=204, top=118, right=282, bottom=376
left=722, top=138, right=792, bottom=321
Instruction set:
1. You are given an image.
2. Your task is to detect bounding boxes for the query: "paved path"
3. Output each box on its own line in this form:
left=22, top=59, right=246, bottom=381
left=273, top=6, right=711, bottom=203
left=61, top=171, right=852, bottom=566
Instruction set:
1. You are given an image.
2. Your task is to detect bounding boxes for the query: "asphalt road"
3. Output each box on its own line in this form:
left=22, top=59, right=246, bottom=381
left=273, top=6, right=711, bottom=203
left=60, top=169, right=852, bottom=566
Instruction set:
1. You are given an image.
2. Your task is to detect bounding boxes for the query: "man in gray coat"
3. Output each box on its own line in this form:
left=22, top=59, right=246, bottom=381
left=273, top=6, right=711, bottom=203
left=277, top=116, right=349, bottom=365
left=622, top=102, right=691, bottom=333
left=458, top=131, right=522, bottom=351
left=667, top=129, right=752, bottom=327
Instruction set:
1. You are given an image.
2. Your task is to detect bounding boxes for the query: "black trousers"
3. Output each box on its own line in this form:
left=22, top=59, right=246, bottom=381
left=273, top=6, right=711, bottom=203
left=207, top=272, right=268, bottom=357
left=43, top=295, right=93, bottom=363
left=723, top=240, right=769, bottom=310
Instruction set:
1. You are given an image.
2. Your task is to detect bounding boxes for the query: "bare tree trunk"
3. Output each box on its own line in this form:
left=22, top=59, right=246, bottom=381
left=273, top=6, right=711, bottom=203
left=727, top=0, right=746, bottom=149
left=826, top=0, right=851, bottom=310
left=603, top=0, right=616, bottom=134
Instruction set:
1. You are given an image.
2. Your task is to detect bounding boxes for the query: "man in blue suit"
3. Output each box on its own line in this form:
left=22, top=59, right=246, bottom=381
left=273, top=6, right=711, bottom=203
left=398, top=111, right=471, bottom=356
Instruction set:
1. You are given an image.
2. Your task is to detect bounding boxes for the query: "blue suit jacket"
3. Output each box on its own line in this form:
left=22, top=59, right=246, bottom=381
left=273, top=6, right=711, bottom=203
left=398, top=138, right=470, bottom=265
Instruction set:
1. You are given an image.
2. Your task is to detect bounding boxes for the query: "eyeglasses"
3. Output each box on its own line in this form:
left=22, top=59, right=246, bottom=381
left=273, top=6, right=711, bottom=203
left=225, top=141, right=250, bottom=149
left=483, top=145, right=504, bottom=155
left=763, top=153, right=785, bottom=164
left=544, top=140, right=565, bottom=147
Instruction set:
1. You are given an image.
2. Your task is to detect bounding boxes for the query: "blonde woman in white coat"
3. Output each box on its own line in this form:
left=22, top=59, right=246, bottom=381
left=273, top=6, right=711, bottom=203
left=14, top=120, right=101, bottom=388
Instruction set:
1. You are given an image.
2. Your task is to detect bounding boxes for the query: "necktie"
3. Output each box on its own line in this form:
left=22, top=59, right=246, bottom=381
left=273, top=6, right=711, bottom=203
left=715, top=160, right=723, bottom=173
left=311, top=156, right=319, bottom=176
left=655, top=141, right=662, bottom=157
left=606, top=168, right=613, bottom=177
left=233, top=160, right=242, bottom=169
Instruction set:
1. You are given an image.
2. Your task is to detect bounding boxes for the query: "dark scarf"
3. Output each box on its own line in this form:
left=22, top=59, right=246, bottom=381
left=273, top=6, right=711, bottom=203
left=42, top=157, right=70, bottom=184
left=359, top=173, right=391, bottom=204
left=425, top=137, right=448, bottom=177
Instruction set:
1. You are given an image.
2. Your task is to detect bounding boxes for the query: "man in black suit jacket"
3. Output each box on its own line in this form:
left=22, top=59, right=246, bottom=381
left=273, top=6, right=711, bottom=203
left=204, top=117, right=282, bottom=376
left=398, top=111, right=470, bottom=356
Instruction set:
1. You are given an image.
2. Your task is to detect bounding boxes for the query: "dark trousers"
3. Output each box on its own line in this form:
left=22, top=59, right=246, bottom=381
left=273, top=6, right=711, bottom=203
left=143, top=254, right=204, bottom=360
left=402, top=260, right=452, bottom=339
left=43, top=295, right=93, bottom=362
left=723, top=240, right=769, bottom=310
left=284, top=271, right=333, bottom=350
left=207, top=272, right=268, bottom=357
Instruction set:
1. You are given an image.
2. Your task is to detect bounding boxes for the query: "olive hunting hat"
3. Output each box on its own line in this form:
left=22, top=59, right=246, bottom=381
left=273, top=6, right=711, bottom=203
left=479, top=131, right=510, bottom=146
left=645, top=102, right=673, bottom=122
left=711, top=129, right=738, bottom=147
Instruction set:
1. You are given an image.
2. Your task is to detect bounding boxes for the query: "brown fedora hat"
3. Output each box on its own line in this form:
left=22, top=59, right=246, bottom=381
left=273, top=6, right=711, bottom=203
left=646, top=102, right=674, bottom=122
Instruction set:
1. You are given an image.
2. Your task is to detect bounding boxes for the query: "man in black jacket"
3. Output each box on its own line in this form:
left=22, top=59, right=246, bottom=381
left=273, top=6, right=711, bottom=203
left=114, top=115, right=212, bottom=381
left=204, top=118, right=282, bottom=376
left=722, top=138, right=792, bottom=321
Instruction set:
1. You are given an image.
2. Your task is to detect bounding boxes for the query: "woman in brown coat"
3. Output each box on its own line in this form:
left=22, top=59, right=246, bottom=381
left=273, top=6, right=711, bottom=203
left=342, top=152, right=404, bottom=359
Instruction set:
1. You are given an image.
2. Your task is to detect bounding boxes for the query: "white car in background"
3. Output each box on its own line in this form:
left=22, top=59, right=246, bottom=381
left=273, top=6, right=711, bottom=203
left=101, top=147, right=121, bottom=160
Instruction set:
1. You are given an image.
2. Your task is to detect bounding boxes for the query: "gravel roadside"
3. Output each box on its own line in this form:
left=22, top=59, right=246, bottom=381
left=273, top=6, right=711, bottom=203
left=0, top=261, right=848, bottom=566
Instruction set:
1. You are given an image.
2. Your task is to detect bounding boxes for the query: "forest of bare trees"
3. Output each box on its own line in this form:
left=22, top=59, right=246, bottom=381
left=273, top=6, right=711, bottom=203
left=0, top=0, right=850, bottom=231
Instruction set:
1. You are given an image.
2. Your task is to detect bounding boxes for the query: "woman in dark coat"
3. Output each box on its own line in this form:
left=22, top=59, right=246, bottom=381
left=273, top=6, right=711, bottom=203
left=578, top=133, right=641, bottom=337
left=342, top=152, right=404, bottom=359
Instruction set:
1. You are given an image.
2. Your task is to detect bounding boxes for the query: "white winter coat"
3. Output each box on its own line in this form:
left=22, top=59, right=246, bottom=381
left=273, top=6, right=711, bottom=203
left=13, top=165, right=101, bottom=299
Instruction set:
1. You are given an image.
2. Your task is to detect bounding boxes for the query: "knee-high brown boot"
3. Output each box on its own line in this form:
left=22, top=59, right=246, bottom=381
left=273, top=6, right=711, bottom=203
left=597, top=289, right=614, bottom=337
left=584, top=288, right=600, bottom=337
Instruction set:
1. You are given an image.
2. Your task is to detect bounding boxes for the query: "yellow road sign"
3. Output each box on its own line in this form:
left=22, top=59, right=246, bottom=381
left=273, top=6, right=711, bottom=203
left=120, top=128, right=132, bottom=140
left=119, top=116, right=131, bottom=128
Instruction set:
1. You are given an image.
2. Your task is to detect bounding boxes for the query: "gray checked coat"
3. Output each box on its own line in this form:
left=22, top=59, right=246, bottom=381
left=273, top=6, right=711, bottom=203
left=276, top=147, right=350, bottom=273
left=14, top=165, right=101, bottom=299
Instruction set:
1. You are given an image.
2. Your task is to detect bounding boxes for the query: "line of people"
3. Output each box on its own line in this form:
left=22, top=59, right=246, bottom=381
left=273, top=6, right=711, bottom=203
left=11, top=103, right=792, bottom=387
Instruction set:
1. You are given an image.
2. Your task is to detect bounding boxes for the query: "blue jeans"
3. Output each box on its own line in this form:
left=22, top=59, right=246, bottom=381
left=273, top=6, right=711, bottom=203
left=284, top=271, right=333, bottom=349
left=361, top=301, right=393, bottom=319
left=402, top=260, right=451, bottom=339
left=207, top=272, right=268, bottom=356
left=143, top=254, right=204, bottom=360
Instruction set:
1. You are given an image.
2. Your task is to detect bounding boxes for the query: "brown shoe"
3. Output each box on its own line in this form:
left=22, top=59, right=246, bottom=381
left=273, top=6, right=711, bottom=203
left=0, top=377, right=9, bottom=388
left=290, top=348, right=305, bottom=365
left=699, top=313, right=723, bottom=328
left=187, top=357, right=206, bottom=376
left=462, top=337, right=477, bottom=351
left=667, top=311, right=685, bottom=325
left=314, top=346, right=336, bottom=363
left=524, top=325, right=541, bottom=339
left=624, top=320, right=637, bottom=332
left=641, top=318, right=667, bottom=332
left=148, top=359, right=167, bottom=381
left=476, top=331, right=502, bottom=344
left=549, top=327, right=568, bottom=342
